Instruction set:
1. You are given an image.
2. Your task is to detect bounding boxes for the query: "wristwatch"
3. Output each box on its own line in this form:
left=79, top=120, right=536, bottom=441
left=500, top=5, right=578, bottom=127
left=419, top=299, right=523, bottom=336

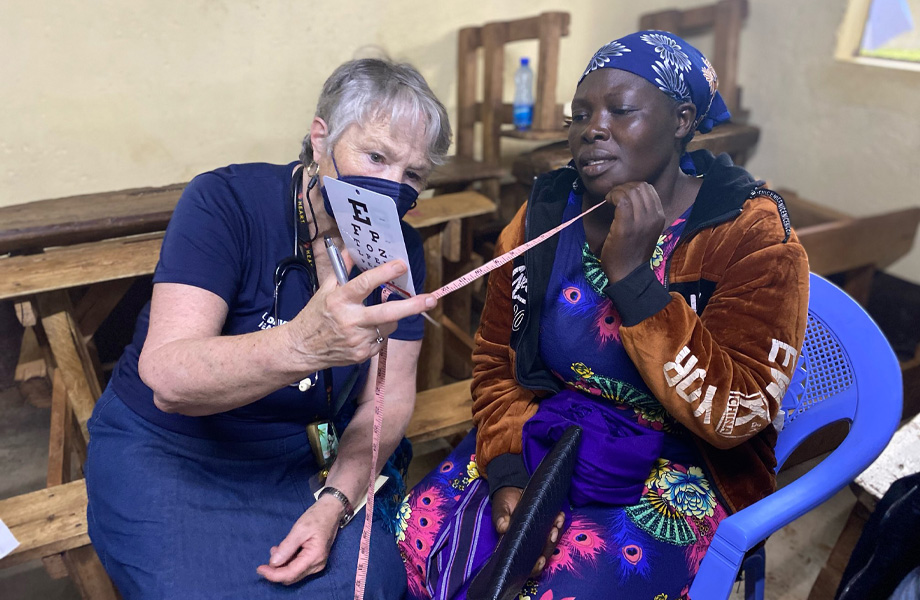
left=318, top=486, right=355, bottom=528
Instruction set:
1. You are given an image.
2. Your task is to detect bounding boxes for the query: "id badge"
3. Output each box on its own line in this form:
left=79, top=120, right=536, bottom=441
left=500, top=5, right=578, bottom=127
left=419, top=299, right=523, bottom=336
left=306, top=420, right=339, bottom=470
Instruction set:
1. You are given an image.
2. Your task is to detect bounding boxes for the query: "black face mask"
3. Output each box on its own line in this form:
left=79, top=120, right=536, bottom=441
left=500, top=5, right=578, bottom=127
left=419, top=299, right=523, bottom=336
left=320, top=152, right=419, bottom=219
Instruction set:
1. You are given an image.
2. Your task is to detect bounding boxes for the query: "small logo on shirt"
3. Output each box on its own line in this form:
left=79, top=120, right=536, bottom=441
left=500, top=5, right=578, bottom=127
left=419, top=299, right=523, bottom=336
left=258, top=312, right=288, bottom=330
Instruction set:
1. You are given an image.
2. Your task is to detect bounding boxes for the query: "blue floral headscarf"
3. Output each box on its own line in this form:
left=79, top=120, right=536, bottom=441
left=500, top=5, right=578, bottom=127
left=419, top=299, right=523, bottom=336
left=580, top=31, right=731, bottom=137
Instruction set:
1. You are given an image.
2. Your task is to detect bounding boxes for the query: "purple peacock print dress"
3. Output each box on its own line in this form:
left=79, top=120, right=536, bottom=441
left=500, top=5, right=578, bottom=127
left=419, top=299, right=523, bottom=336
left=399, top=193, right=728, bottom=600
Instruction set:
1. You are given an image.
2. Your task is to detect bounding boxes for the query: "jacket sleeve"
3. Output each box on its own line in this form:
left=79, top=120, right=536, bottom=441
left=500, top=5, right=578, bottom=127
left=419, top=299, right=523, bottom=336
left=471, top=204, right=539, bottom=489
left=609, top=201, right=810, bottom=449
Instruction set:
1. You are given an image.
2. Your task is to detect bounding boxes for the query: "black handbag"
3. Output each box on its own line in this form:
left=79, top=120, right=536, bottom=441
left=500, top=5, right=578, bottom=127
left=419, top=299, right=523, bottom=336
left=467, top=425, right=583, bottom=600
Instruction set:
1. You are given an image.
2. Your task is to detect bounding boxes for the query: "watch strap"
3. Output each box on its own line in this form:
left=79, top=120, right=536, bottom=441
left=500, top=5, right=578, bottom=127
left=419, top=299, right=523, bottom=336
left=318, top=486, right=355, bottom=528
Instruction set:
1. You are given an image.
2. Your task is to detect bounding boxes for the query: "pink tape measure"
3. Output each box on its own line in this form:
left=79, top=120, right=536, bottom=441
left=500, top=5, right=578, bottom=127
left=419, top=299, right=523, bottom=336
left=353, top=199, right=605, bottom=600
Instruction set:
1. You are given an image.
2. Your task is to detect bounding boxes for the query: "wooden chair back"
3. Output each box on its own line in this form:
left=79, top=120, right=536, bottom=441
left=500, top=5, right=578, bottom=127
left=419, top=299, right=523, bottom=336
left=456, top=11, right=571, bottom=168
left=639, top=0, right=748, bottom=119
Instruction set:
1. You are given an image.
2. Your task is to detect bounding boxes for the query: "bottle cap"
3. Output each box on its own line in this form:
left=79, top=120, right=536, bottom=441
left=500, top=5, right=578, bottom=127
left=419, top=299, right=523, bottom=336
left=521, top=57, right=529, bottom=66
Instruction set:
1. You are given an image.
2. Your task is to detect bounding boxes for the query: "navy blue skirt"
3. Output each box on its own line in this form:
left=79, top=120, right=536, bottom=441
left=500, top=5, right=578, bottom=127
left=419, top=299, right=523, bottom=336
left=85, top=386, right=408, bottom=599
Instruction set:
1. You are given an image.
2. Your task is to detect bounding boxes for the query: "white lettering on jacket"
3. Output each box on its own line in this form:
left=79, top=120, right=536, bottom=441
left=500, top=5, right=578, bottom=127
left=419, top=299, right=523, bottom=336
left=766, top=339, right=797, bottom=404
left=511, top=265, right=527, bottom=305
left=664, top=346, right=718, bottom=423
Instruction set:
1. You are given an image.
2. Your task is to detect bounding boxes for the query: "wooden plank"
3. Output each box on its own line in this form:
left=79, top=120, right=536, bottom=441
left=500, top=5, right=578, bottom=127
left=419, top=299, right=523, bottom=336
left=47, top=369, right=72, bottom=488
left=511, top=124, right=761, bottom=185
left=535, top=13, right=565, bottom=131
left=780, top=189, right=851, bottom=228
left=0, top=233, right=162, bottom=301
left=796, top=207, right=920, bottom=275
left=406, top=378, right=474, bottom=443
left=416, top=231, right=445, bottom=391
left=456, top=27, right=480, bottom=160
left=713, top=0, right=745, bottom=115
left=640, top=1, right=748, bottom=37
left=473, top=100, right=563, bottom=126
left=429, top=156, right=507, bottom=189
left=501, top=127, right=568, bottom=141
left=442, top=221, right=476, bottom=381
left=639, top=9, right=683, bottom=32
left=37, top=292, right=99, bottom=445
left=0, top=184, right=183, bottom=254
left=440, top=315, right=476, bottom=352
left=14, top=326, right=49, bottom=382
left=686, top=123, right=760, bottom=157
left=480, top=21, right=507, bottom=170
left=442, top=219, right=462, bottom=263
left=403, top=191, right=496, bottom=229
left=0, top=163, right=498, bottom=256
left=0, top=480, right=91, bottom=568
left=42, top=554, right=70, bottom=579
left=503, top=11, right=570, bottom=43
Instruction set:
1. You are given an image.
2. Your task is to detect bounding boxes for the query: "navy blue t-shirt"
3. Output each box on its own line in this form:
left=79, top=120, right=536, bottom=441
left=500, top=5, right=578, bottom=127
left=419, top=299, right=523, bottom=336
left=111, top=162, right=426, bottom=441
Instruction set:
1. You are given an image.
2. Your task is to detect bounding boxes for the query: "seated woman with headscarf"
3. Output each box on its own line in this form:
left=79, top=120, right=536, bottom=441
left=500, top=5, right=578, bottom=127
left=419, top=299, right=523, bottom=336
left=84, top=58, right=449, bottom=598
left=399, top=31, right=808, bottom=599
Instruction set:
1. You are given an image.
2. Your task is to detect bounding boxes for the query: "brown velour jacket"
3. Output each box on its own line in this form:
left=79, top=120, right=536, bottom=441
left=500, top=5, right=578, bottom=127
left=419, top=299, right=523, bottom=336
left=471, top=151, right=810, bottom=513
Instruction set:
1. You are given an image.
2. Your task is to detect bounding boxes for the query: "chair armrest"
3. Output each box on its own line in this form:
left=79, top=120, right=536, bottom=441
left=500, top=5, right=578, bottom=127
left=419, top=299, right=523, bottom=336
left=691, top=432, right=893, bottom=599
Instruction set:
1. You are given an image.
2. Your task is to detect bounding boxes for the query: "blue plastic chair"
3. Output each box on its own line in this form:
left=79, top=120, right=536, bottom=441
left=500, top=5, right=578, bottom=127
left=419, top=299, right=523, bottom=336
left=689, top=273, right=903, bottom=600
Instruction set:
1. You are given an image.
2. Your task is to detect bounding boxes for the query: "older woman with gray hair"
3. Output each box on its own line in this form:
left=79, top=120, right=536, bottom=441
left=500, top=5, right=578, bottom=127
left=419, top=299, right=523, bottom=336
left=84, top=58, right=450, bottom=598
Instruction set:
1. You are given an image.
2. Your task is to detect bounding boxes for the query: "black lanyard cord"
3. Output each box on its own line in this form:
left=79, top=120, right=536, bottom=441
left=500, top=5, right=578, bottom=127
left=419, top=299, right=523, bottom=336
left=277, top=166, right=335, bottom=408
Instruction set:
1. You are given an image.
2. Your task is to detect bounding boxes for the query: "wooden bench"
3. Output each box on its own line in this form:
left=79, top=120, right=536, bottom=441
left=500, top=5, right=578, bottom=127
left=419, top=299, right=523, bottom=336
left=406, top=378, right=474, bottom=443
left=0, top=166, right=502, bottom=256
left=782, top=189, right=920, bottom=306
left=0, top=377, right=475, bottom=596
left=0, top=481, right=117, bottom=598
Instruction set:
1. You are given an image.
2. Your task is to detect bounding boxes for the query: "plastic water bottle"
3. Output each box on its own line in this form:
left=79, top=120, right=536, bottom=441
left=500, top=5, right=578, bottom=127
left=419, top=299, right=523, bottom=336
left=513, top=57, right=534, bottom=130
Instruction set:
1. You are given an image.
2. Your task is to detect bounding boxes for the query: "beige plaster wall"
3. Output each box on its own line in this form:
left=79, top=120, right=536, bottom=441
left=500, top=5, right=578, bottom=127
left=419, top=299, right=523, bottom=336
left=740, top=0, right=920, bottom=283
left=2, top=0, right=918, bottom=281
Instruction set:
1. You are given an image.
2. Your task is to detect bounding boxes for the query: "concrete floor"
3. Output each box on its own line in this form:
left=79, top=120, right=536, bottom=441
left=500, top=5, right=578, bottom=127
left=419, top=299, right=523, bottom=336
left=0, top=385, right=856, bottom=600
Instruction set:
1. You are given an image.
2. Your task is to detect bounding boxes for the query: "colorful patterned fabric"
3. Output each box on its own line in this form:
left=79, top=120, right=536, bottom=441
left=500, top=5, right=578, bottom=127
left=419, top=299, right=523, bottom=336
left=579, top=31, right=730, bottom=136
left=397, top=192, right=728, bottom=598
left=398, top=431, right=728, bottom=600
left=539, top=191, right=691, bottom=433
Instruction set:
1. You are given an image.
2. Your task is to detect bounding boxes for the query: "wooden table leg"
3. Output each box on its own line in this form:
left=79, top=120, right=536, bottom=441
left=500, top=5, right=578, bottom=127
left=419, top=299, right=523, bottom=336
left=36, top=291, right=102, bottom=449
left=62, top=546, right=120, bottom=600
left=417, top=230, right=444, bottom=391
left=442, top=222, right=475, bottom=380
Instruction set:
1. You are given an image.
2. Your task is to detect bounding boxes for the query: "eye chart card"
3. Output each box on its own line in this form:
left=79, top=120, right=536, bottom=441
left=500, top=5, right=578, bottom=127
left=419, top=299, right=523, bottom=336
left=322, top=176, right=415, bottom=296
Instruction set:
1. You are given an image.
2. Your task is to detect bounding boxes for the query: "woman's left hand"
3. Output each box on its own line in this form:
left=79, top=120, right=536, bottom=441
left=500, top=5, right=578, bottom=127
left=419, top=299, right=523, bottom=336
left=600, top=181, right=666, bottom=284
left=256, top=496, right=343, bottom=585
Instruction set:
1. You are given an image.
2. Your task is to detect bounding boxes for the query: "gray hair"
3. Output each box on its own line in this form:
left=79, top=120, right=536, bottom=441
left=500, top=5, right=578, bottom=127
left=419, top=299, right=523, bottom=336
left=300, top=58, right=452, bottom=167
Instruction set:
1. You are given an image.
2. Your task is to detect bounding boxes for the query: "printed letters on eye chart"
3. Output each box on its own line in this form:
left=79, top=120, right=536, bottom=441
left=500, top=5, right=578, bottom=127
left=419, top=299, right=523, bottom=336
left=322, top=177, right=415, bottom=295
